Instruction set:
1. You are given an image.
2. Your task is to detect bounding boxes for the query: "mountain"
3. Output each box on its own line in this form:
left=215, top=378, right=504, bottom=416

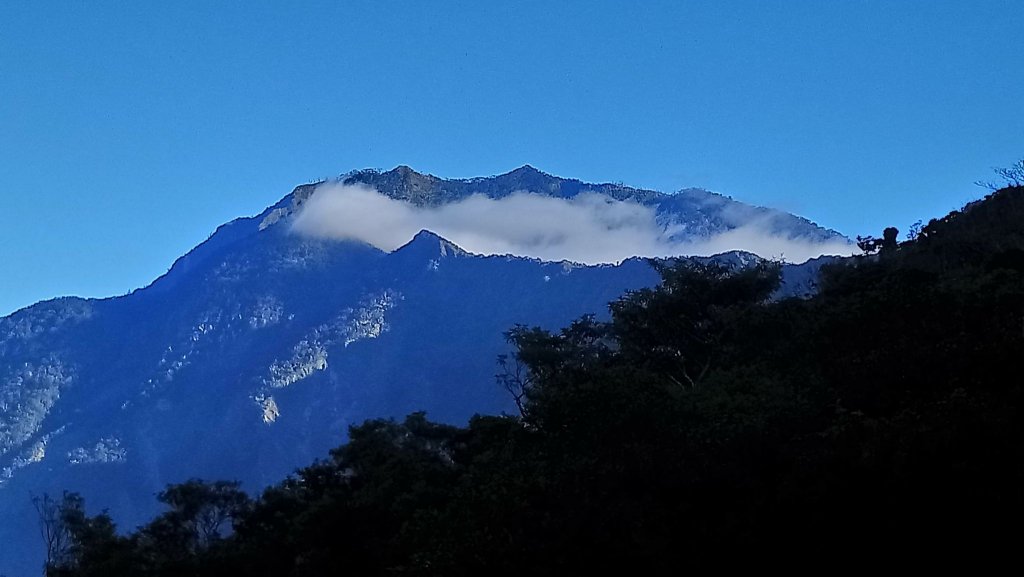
left=0, top=166, right=844, bottom=574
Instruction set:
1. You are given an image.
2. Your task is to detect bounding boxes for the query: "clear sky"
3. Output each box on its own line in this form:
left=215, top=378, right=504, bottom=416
left=1, top=1, right=1022, bottom=316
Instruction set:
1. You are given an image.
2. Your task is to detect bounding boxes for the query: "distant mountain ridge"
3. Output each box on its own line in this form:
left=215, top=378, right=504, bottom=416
left=0, top=166, right=843, bottom=575
left=340, top=164, right=846, bottom=243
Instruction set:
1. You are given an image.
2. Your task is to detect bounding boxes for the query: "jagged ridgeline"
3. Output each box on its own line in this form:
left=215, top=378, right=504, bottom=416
left=0, top=166, right=844, bottom=574
left=35, top=185, right=1024, bottom=574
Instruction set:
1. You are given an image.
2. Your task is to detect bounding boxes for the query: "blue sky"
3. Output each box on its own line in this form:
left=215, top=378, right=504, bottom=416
left=1, top=1, right=1022, bottom=315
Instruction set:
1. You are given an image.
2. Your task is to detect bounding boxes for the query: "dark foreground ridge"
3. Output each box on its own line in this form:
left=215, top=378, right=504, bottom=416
left=40, top=185, right=1024, bottom=574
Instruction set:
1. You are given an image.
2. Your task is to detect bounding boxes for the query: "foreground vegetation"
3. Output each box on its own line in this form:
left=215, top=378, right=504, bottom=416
left=39, top=185, right=1024, bottom=575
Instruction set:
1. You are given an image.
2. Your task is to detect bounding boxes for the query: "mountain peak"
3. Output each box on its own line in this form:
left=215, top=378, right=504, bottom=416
left=409, top=228, right=444, bottom=243
left=395, top=229, right=468, bottom=259
left=341, top=166, right=442, bottom=205
left=504, top=164, right=546, bottom=177
left=390, top=164, right=419, bottom=177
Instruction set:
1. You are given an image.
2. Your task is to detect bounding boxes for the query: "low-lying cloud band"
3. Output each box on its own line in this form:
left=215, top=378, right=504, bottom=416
left=290, top=183, right=854, bottom=264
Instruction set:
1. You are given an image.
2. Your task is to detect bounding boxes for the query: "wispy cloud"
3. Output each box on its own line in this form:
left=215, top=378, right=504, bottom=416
left=290, top=183, right=854, bottom=264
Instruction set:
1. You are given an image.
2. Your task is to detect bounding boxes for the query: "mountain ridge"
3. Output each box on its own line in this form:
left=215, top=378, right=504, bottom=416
left=339, top=165, right=847, bottom=243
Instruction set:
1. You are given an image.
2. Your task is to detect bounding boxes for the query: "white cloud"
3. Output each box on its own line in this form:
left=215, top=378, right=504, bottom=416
left=290, top=183, right=854, bottom=264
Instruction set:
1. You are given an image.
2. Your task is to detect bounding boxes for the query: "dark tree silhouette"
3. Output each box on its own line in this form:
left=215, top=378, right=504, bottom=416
left=32, top=492, right=70, bottom=574
left=976, top=158, right=1024, bottom=190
